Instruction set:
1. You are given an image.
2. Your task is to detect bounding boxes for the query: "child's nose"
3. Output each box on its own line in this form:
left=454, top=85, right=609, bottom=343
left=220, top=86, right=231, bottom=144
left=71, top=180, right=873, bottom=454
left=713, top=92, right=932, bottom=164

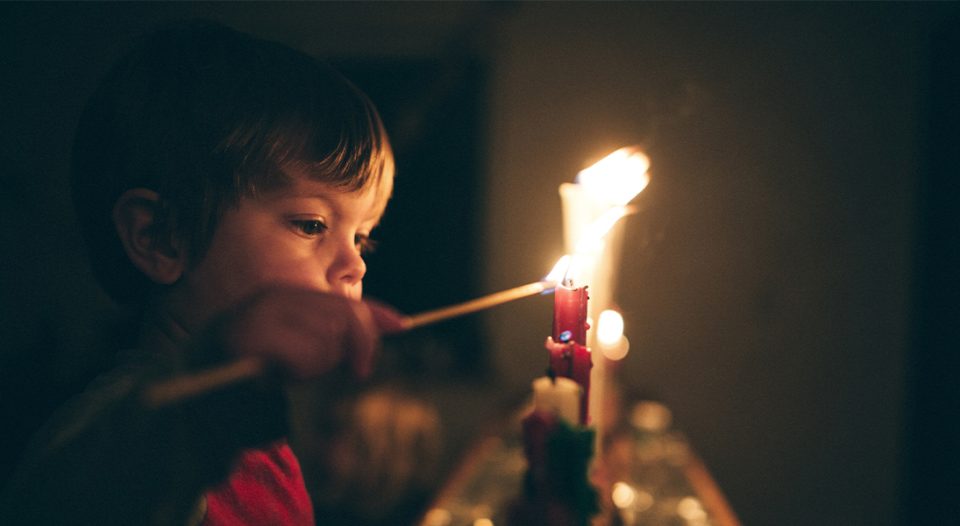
left=328, top=242, right=366, bottom=296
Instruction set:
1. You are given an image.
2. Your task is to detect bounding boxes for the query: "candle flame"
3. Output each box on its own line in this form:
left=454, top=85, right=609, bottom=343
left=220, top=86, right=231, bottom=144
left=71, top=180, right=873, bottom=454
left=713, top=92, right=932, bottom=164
left=576, top=146, right=650, bottom=206
left=545, top=254, right=589, bottom=287
left=550, top=208, right=631, bottom=288
left=545, top=255, right=571, bottom=283
left=574, top=205, right=631, bottom=254
left=565, top=254, right=588, bottom=285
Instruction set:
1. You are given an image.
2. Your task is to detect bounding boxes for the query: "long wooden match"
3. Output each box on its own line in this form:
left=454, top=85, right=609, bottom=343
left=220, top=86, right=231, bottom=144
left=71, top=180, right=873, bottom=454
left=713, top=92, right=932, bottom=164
left=400, top=280, right=554, bottom=330
left=143, top=280, right=556, bottom=408
left=144, top=356, right=266, bottom=408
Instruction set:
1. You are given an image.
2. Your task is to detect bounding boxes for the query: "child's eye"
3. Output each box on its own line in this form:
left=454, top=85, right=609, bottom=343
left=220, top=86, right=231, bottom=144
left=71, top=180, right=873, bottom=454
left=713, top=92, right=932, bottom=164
left=291, top=219, right=328, bottom=237
left=355, top=234, right=377, bottom=255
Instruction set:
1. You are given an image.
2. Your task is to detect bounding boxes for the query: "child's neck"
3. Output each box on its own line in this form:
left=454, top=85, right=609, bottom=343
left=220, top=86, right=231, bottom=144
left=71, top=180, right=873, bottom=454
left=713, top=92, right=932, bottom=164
left=137, top=298, right=192, bottom=356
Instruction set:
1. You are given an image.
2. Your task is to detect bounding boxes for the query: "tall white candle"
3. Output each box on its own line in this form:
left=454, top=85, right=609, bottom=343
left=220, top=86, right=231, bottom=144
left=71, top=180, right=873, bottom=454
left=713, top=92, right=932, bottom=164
left=559, top=147, right=650, bottom=442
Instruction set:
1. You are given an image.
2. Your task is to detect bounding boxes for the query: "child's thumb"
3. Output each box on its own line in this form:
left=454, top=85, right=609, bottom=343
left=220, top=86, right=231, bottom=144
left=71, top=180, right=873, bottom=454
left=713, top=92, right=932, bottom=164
left=363, top=298, right=408, bottom=335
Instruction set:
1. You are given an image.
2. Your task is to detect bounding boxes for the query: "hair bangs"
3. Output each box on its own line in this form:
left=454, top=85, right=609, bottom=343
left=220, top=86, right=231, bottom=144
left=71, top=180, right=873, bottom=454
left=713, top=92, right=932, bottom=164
left=224, top=66, right=394, bottom=202
left=290, top=79, right=394, bottom=194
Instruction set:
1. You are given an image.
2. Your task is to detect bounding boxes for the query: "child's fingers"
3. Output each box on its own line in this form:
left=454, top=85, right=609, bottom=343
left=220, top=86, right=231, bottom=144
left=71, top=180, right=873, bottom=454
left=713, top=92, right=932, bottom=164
left=363, top=299, right=408, bottom=335
left=219, top=288, right=397, bottom=380
left=344, top=300, right=378, bottom=379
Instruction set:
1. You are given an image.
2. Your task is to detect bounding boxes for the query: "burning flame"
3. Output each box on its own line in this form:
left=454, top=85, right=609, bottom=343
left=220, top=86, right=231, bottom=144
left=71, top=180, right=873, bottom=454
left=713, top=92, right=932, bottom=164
left=574, top=205, right=631, bottom=254
left=576, top=146, right=650, bottom=207
left=544, top=253, right=592, bottom=286
left=548, top=203, right=635, bottom=286
left=549, top=147, right=650, bottom=287
left=545, top=255, right=571, bottom=283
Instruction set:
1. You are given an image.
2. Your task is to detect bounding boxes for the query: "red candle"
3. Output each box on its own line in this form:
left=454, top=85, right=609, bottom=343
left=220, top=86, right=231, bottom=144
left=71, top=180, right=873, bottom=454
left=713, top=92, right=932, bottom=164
left=552, top=285, right=589, bottom=345
left=546, top=339, right=592, bottom=425
left=548, top=284, right=592, bottom=425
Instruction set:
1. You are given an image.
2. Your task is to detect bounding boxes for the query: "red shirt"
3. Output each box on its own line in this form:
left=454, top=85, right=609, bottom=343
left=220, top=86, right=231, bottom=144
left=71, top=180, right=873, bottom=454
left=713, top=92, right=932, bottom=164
left=202, top=441, right=314, bottom=525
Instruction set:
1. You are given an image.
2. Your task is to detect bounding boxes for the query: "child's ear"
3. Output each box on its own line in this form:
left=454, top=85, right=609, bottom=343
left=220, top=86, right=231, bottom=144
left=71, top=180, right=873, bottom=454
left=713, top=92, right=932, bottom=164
left=112, top=188, right=186, bottom=285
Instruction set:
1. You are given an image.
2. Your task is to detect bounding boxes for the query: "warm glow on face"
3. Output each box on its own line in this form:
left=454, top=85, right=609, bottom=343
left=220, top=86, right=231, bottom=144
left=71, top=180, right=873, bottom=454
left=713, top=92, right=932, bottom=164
left=576, top=146, right=650, bottom=206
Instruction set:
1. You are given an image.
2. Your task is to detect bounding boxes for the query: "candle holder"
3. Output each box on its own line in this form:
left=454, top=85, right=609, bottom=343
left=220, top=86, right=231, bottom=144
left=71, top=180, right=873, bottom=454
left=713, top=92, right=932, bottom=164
left=507, top=376, right=599, bottom=526
left=507, top=416, right=599, bottom=526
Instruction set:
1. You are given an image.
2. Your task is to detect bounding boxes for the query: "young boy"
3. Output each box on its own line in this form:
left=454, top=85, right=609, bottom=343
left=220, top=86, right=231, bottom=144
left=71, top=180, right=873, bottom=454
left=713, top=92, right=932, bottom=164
left=1, top=20, right=404, bottom=525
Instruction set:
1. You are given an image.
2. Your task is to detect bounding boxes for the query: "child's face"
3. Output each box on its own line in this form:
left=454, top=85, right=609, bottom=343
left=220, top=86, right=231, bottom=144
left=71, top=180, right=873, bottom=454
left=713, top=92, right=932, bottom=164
left=169, top=173, right=386, bottom=328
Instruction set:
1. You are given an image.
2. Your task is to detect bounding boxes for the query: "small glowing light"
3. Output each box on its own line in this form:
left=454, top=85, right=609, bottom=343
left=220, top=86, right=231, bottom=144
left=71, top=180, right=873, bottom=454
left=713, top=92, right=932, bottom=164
left=545, top=255, right=571, bottom=283
left=473, top=519, right=494, bottom=526
left=677, top=497, right=707, bottom=521
left=603, top=335, right=630, bottom=361
left=597, top=310, right=630, bottom=360
left=634, top=490, right=654, bottom=512
left=577, top=146, right=650, bottom=206
left=611, top=481, right=636, bottom=509
left=597, top=310, right=624, bottom=346
left=422, top=508, right=452, bottom=526
left=630, top=401, right=672, bottom=433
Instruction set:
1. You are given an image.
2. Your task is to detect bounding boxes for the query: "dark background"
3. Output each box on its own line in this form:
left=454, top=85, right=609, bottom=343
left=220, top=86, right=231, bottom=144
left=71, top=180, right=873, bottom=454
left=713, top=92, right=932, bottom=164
left=1, top=3, right=957, bottom=525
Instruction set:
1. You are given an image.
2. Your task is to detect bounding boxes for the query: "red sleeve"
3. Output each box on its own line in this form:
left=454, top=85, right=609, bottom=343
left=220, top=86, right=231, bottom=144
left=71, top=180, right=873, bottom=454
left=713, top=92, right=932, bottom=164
left=203, top=441, right=314, bottom=526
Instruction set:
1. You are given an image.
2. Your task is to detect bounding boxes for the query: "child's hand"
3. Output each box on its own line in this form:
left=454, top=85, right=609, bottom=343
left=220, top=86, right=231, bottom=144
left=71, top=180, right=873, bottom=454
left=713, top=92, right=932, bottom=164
left=214, top=287, right=405, bottom=380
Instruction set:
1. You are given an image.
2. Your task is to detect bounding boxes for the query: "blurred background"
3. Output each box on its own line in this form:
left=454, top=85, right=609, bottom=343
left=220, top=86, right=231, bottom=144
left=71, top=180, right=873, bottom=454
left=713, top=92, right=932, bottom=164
left=1, top=2, right=957, bottom=525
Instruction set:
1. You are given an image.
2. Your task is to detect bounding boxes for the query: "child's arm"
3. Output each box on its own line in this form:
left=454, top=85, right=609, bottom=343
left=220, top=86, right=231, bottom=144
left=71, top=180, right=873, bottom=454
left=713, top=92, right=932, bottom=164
left=1, top=359, right=286, bottom=524
left=1, top=288, right=402, bottom=524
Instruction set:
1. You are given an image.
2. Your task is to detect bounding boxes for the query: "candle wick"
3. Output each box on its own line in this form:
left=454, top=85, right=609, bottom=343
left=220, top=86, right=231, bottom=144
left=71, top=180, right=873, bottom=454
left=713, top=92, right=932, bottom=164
left=547, top=367, right=556, bottom=384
